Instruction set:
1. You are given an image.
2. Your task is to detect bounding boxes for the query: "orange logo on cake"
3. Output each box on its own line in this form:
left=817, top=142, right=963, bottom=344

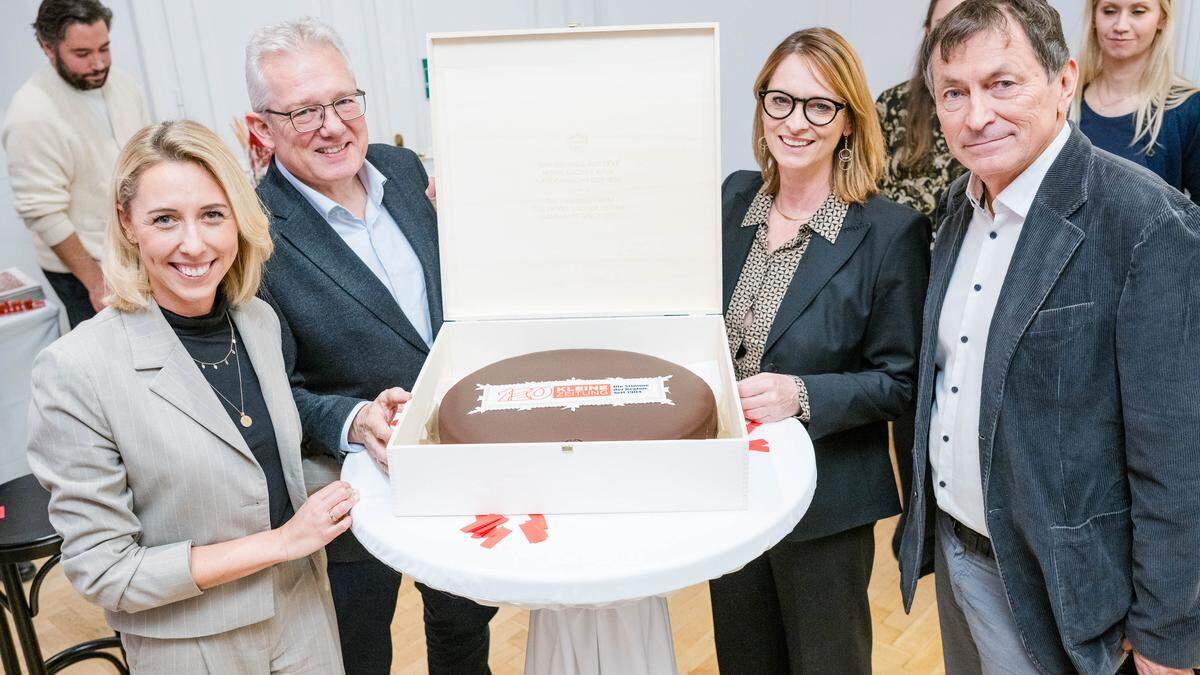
left=553, top=383, right=611, bottom=398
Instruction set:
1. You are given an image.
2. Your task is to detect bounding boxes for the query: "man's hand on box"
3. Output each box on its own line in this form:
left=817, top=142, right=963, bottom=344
left=738, top=373, right=800, bottom=423
left=349, top=387, right=412, bottom=473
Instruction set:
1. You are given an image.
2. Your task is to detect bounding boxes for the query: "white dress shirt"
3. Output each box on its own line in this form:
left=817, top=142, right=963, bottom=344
left=930, top=123, right=1070, bottom=536
left=277, top=159, right=433, bottom=453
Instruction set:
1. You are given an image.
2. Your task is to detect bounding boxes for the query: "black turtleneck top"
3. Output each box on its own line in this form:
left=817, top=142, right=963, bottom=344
left=160, top=296, right=294, bottom=529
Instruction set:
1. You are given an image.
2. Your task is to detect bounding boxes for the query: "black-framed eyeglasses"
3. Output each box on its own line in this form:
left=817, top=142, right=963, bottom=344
left=263, top=90, right=367, bottom=133
left=757, top=89, right=845, bottom=126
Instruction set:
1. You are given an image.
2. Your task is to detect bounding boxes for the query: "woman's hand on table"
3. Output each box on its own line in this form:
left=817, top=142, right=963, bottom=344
left=738, top=373, right=801, bottom=423
left=276, top=480, right=358, bottom=561
left=349, top=387, right=412, bottom=473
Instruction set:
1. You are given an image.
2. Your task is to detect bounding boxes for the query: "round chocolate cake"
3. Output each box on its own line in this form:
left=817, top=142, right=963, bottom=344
left=437, top=349, right=718, bottom=444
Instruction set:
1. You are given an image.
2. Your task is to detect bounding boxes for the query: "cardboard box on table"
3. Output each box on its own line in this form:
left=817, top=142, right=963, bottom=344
left=387, top=23, right=748, bottom=516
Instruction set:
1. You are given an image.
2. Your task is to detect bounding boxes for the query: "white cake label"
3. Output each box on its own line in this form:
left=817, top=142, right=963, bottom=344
left=470, top=376, right=675, bottom=413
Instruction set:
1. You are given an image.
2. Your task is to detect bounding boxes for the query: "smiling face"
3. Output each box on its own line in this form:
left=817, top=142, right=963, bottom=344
left=761, top=54, right=851, bottom=187
left=120, top=161, right=239, bottom=317
left=1092, top=0, right=1164, bottom=64
left=248, top=44, right=367, bottom=197
left=42, top=20, right=111, bottom=90
left=930, top=24, right=1076, bottom=196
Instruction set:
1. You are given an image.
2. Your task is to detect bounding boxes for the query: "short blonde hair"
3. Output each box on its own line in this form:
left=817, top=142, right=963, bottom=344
left=104, top=120, right=273, bottom=312
left=751, top=28, right=885, bottom=204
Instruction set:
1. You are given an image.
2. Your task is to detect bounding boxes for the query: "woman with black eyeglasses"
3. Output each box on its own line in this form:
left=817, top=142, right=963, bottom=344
left=710, top=28, right=930, bottom=674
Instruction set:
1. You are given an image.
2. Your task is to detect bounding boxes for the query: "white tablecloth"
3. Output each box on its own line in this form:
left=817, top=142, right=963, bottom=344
left=342, top=418, right=816, bottom=673
left=0, top=302, right=60, bottom=484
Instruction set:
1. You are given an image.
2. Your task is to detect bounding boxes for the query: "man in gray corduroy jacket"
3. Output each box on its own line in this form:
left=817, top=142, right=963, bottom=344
left=897, top=1, right=1200, bottom=674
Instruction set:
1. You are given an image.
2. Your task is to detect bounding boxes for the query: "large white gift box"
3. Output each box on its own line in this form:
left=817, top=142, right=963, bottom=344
left=387, top=23, right=748, bottom=516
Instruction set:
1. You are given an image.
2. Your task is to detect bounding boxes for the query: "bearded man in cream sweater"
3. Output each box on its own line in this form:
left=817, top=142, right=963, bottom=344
left=2, top=0, right=149, bottom=327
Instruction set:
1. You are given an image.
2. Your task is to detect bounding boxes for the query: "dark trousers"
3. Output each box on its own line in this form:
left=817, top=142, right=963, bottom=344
left=709, top=523, right=876, bottom=675
left=327, top=556, right=498, bottom=675
left=43, top=270, right=96, bottom=329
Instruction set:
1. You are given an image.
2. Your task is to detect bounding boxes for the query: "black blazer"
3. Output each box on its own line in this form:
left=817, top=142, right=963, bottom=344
left=722, top=170, right=929, bottom=542
left=257, top=144, right=441, bottom=562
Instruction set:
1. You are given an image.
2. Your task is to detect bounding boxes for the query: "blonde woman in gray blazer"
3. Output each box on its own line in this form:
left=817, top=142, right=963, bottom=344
left=26, top=120, right=388, bottom=673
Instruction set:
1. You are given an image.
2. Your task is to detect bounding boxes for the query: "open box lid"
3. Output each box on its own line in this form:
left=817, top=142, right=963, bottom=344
left=428, top=24, right=722, bottom=322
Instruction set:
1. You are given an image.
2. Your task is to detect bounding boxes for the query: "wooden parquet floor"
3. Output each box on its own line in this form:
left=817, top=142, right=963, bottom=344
left=12, top=514, right=943, bottom=674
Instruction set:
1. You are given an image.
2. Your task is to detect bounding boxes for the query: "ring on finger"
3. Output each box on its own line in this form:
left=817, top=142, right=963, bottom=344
left=328, top=509, right=338, bottom=523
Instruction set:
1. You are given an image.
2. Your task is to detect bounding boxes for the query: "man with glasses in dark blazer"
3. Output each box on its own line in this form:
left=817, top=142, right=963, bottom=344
left=244, top=17, right=496, bottom=675
left=897, top=1, right=1200, bottom=674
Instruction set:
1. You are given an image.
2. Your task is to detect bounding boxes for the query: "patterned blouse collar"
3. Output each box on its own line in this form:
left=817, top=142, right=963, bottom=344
left=739, top=188, right=849, bottom=245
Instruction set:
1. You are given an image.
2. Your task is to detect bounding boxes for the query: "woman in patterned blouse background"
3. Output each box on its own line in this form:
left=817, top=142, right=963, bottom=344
left=1074, top=0, right=1200, bottom=204
left=875, top=0, right=968, bottom=229
left=709, top=27, right=929, bottom=675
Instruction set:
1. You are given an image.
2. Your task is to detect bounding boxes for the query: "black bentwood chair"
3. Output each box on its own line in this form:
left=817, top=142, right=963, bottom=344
left=0, top=473, right=127, bottom=674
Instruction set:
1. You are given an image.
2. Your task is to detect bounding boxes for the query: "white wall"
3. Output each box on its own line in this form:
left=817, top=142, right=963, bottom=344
left=0, top=0, right=1192, bottom=281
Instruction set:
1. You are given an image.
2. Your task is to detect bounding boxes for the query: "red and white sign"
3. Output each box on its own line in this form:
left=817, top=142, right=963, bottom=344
left=471, top=376, right=674, bottom=413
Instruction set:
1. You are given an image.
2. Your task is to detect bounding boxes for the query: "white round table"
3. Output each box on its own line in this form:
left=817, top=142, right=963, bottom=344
left=0, top=301, right=60, bottom=484
left=342, top=418, right=816, bottom=674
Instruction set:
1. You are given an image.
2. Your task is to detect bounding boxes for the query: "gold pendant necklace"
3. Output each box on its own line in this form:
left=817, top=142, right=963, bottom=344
left=772, top=200, right=805, bottom=222
left=197, top=314, right=252, bottom=428
left=192, top=326, right=237, bottom=370
left=772, top=198, right=816, bottom=225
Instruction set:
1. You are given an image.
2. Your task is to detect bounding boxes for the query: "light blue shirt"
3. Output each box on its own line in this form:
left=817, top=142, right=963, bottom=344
left=277, top=159, right=432, bottom=453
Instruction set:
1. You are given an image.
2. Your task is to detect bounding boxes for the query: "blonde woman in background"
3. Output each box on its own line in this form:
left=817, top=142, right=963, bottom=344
left=1075, top=0, right=1200, bottom=203
left=27, top=120, right=356, bottom=673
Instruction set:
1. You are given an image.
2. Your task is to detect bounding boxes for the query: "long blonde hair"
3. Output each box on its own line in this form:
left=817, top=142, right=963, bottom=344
left=104, top=120, right=273, bottom=312
left=751, top=28, right=885, bottom=204
left=1074, top=0, right=1200, bottom=152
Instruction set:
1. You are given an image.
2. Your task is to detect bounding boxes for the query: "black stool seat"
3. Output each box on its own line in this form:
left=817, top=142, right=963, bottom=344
left=0, top=474, right=59, bottom=564
left=0, top=473, right=127, bottom=674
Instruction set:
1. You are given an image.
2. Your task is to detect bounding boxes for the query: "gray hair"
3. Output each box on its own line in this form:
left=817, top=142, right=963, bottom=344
left=245, top=16, right=354, bottom=112
left=921, top=0, right=1070, bottom=96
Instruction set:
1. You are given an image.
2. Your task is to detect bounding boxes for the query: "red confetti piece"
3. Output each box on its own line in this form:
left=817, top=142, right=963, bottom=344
left=461, top=514, right=506, bottom=534
left=749, top=439, right=770, bottom=453
left=480, top=526, right=511, bottom=549
left=460, top=516, right=491, bottom=533
left=471, top=523, right=505, bottom=539
left=0, top=505, right=5, bottom=519
left=520, top=520, right=548, bottom=543
left=528, top=514, right=547, bottom=530
left=745, top=419, right=762, bottom=434
left=471, top=524, right=506, bottom=538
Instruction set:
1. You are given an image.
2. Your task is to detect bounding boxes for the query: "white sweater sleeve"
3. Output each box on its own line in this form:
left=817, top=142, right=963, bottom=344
left=2, top=116, right=79, bottom=247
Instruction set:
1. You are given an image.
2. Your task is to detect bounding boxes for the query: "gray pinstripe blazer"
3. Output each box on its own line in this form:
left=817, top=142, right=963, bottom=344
left=26, top=298, right=327, bottom=639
